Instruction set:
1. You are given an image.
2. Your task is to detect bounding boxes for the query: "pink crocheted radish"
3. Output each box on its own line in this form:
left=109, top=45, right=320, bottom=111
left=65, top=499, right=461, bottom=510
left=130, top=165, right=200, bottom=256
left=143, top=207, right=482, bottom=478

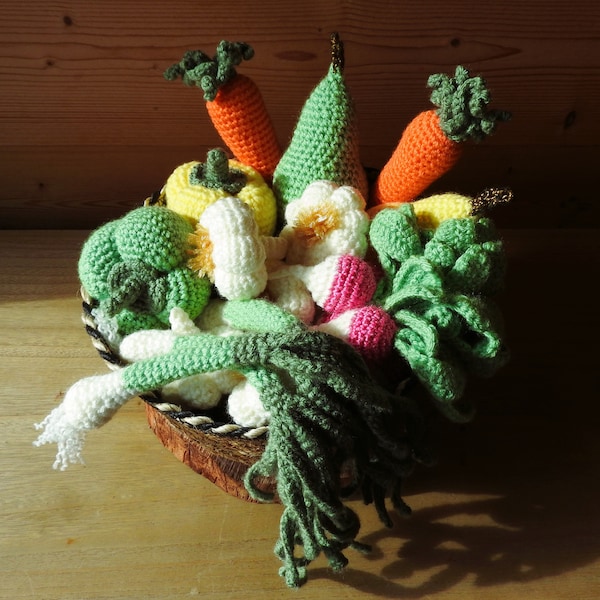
left=285, top=254, right=377, bottom=320
left=315, top=305, right=397, bottom=360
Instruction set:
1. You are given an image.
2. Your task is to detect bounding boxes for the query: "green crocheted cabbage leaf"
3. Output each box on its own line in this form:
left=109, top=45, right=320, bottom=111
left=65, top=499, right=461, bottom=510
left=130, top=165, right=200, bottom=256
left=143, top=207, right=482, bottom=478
left=370, top=205, right=508, bottom=419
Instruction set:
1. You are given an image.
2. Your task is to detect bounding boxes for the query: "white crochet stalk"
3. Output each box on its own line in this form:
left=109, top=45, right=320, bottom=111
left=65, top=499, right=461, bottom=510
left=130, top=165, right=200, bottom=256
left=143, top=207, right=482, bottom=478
left=34, top=370, right=138, bottom=470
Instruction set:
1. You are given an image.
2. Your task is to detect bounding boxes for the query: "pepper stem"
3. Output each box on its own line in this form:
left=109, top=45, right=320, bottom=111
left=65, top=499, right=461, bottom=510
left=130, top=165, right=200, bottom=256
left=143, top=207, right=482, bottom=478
left=189, top=148, right=247, bottom=195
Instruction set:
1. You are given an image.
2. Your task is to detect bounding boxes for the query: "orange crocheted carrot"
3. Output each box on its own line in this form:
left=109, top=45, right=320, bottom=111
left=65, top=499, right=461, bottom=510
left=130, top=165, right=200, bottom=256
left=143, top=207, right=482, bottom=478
left=370, top=66, right=510, bottom=206
left=165, top=41, right=282, bottom=180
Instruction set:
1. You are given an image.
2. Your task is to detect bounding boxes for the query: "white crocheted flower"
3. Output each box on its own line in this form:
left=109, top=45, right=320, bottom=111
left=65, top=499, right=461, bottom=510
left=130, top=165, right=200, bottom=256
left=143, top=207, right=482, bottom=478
left=188, top=196, right=268, bottom=300
left=280, top=181, right=369, bottom=266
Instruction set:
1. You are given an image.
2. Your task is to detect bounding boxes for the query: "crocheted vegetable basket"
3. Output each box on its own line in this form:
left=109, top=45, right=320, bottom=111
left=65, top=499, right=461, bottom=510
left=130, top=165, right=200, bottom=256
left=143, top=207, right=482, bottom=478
left=35, top=35, right=512, bottom=588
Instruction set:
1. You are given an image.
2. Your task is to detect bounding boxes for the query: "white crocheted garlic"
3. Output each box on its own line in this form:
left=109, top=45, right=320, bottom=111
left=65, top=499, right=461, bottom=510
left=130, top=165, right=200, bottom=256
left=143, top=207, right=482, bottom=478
left=190, top=196, right=268, bottom=300
left=162, top=370, right=244, bottom=410
left=265, top=274, right=316, bottom=324
left=195, top=299, right=240, bottom=337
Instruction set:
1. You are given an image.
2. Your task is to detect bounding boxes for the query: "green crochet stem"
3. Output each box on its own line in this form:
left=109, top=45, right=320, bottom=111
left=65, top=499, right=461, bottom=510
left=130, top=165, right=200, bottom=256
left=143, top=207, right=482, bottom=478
left=120, top=299, right=429, bottom=588
left=164, top=40, right=254, bottom=101
left=428, top=65, right=511, bottom=143
left=189, top=148, right=247, bottom=194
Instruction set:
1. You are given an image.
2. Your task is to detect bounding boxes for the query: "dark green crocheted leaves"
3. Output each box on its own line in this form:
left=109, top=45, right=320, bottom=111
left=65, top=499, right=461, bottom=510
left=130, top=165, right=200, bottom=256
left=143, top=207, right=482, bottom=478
left=164, top=40, right=254, bottom=101
left=428, top=65, right=511, bottom=143
left=369, top=204, right=508, bottom=420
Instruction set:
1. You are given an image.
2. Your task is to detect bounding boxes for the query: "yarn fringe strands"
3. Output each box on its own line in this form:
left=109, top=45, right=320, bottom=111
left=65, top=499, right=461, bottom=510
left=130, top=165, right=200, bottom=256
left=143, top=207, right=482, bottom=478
left=34, top=34, right=512, bottom=588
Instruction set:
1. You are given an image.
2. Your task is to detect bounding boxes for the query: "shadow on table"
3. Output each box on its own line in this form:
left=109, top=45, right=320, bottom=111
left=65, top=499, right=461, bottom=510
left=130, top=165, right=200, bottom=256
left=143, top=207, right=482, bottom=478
left=340, top=488, right=597, bottom=596
left=308, top=387, right=600, bottom=596
left=310, top=466, right=599, bottom=596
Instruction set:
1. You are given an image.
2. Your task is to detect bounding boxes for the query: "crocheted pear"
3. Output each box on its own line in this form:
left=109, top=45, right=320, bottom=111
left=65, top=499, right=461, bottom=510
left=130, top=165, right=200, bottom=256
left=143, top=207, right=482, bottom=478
left=272, top=33, right=368, bottom=217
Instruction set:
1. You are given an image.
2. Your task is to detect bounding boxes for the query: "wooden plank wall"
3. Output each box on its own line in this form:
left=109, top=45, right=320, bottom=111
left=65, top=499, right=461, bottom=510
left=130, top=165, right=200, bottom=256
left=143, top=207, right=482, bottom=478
left=1, top=0, right=599, bottom=229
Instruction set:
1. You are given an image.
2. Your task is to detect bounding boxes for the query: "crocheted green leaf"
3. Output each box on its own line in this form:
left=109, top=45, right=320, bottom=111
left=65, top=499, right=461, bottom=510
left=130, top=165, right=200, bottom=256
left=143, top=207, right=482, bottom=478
left=428, top=65, right=511, bottom=143
left=164, top=41, right=254, bottom=101
left=424, top=217, right=505, bottom=294
left=369, top=204, right=423, bottom=265
left=103, top=259, right=165, bottom=317
left=114, top=309, right=163, bottom=336
left=447, top=294, right=509, bottom=375
left=156, top=267, right=211, bottom=325
left=78, top=220, right=121, bottom=300
left=370, top=204, right=424, bottom=302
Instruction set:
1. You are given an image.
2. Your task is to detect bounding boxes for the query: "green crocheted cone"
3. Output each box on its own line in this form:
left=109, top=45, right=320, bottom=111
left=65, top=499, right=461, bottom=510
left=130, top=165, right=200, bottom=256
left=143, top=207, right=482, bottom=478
left=272, top=34, right=368, bottom=217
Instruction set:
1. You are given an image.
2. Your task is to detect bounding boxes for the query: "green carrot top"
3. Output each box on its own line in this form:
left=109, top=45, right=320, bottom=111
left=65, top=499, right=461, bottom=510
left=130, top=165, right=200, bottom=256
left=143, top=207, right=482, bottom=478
left=428, top=65, right=511, bottom=143
left=164, top=40, right=254, bottom=101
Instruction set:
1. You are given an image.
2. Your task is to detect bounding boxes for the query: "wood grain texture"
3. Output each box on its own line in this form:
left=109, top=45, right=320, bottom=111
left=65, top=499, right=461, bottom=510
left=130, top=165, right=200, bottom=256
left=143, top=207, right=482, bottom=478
left=1, top=229, right=599, bottom=598
left=1, top=0, right=599, bottom=228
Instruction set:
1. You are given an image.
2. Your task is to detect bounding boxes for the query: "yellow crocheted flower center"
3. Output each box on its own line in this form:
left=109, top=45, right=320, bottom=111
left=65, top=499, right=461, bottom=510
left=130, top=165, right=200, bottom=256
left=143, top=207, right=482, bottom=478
left=293, top=205, right=340, bottom=247
left=187, top=225, right=215, bottom=280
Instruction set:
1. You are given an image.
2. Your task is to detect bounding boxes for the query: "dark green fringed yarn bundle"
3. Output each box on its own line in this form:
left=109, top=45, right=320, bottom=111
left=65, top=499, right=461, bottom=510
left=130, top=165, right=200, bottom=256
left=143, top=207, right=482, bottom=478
left=117, top=299, right=429, bottom=587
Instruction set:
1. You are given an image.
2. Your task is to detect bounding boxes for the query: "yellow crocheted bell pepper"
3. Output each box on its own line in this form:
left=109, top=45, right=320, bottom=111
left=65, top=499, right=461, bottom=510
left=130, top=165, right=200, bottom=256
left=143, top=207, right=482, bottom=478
left=164, top=148, right=277, bottom=236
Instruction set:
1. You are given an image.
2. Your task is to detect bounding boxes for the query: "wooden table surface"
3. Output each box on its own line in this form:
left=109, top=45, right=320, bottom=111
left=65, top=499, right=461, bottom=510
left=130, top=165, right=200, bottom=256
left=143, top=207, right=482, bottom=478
left=1, top=229, right=598, bottom=599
